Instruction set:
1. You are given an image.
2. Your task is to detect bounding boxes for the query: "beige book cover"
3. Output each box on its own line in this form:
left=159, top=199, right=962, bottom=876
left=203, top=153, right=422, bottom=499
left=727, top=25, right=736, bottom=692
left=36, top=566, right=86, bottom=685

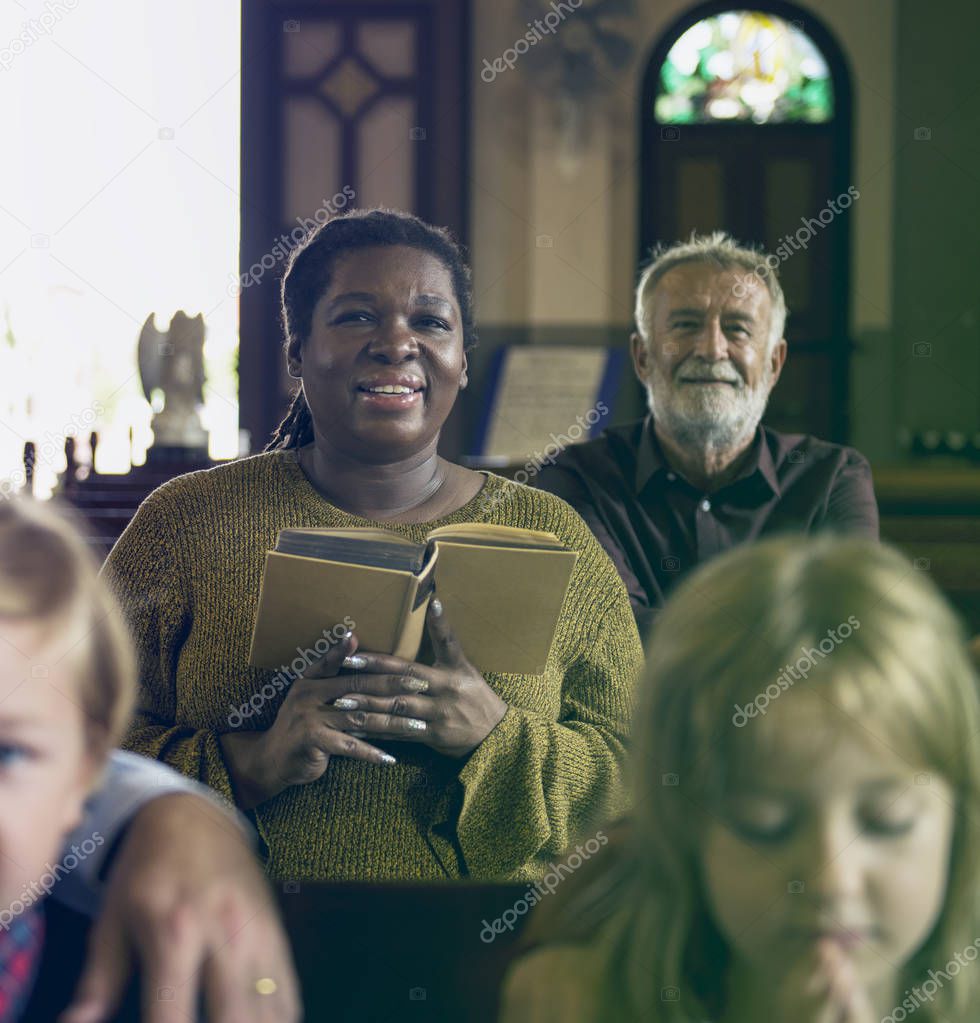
left=248, top=524, right=578, bottom=676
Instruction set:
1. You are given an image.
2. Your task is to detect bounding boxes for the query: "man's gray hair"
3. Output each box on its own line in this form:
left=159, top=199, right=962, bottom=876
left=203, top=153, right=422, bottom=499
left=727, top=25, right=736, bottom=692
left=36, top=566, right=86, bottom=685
left=633, top=231, right=787, bottom=354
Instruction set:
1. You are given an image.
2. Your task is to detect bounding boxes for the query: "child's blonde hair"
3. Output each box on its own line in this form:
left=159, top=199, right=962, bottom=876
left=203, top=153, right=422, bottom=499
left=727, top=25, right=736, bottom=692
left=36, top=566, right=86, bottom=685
left=544, top=536, right=980, bottom=1022
left=0, top=498, right=135, bottom=757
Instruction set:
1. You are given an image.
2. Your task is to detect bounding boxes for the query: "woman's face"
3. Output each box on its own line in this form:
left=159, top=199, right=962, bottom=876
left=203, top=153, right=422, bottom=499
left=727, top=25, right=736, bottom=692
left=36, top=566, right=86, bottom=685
left=699, top=691, right=954, bottom=1014
left=289, top=245, right=467, bottom=464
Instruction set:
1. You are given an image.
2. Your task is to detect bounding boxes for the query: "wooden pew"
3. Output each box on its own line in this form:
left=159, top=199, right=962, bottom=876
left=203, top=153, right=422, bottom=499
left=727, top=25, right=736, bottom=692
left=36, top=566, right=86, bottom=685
left=874, top=466, right=980, bottom=634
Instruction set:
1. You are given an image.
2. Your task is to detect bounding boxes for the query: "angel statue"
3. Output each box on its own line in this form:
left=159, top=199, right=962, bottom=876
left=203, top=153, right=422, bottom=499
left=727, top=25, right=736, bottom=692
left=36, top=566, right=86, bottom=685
left=138, top=310, right=209, bottom=451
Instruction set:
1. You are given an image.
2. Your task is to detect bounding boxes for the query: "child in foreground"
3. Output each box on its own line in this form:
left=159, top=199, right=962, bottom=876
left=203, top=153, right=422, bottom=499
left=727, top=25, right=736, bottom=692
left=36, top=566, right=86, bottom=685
left=500, top=536, right=980, bottom=1022
left=0, top=498, right=134, bottom=1021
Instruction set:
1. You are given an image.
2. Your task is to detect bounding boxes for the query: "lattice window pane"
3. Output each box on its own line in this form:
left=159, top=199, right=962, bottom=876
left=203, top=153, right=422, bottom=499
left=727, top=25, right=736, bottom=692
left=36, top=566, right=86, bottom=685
left=284, top=98, right=341, bottom=224
left=357, top=20, right=417, bottom=78
left=283, top=22, right=343, bottom=78
left=357, top=97, right=417, bottom=212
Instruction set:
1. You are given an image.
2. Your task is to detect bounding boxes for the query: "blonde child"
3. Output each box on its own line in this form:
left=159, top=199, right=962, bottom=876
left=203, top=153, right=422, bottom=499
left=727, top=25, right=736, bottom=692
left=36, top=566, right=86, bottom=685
left=500, top=536, right=980, bottom=1023
left=0, top=497, right=134, bottom=1020
left=0, top=496, right=302, bottom=1022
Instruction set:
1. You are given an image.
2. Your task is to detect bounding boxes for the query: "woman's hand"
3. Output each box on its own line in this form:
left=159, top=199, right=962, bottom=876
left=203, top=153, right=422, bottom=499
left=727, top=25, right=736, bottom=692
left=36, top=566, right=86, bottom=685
left=328, top=597, right=508, bottom=759
left=774, top=940, right=875, bottom=1023
left=220, top=630, right=400, bottom=809
left=61, top=794, right=300, bottom=1023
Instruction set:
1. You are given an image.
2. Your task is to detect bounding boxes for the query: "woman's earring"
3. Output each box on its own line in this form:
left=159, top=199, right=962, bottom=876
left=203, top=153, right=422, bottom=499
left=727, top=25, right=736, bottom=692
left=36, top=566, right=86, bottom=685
left=459, top=370, right=468, bottom=390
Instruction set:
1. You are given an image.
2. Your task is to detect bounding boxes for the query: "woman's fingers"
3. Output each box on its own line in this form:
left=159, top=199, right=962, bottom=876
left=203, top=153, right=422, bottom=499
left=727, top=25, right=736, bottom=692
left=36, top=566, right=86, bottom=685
left=340, top=652, right=435, bottom=690
left=201, top=900, right=301, bottom=1023
left=139, top=902, right=205, bottom=1023
left=330, top=692, right=436, bottom=720
left=311, top=724, right=397, bottom=765
left=295, top=670, right=434, bottom=708
left=329, top=705, right=431, bottom=739
left=426, top=597, right=467, bottom=668
left=300, top=626, right=357, bottom=680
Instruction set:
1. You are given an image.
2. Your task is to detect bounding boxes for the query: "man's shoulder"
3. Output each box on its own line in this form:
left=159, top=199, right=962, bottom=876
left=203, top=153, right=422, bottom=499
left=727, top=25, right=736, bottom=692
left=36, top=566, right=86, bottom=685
left=550, top=418, right=646, bottom=475
left=762, top=426, right=871, bottom=471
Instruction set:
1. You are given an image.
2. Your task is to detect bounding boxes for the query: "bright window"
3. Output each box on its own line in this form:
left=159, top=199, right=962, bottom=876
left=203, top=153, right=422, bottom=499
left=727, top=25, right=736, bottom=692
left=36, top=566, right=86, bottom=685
left=657, top=11, right=833, bottom=125
left=0, top=0, right=241, bottom=497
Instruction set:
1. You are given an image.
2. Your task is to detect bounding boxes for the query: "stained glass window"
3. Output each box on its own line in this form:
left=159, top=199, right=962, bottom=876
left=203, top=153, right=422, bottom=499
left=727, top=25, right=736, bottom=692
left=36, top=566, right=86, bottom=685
left=656, top=11, right=833, bottom=124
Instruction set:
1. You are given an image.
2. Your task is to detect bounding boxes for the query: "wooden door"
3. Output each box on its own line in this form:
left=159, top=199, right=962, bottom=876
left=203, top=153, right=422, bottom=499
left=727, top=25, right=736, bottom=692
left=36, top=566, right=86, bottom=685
left=640, top=3, right=852, bottom=442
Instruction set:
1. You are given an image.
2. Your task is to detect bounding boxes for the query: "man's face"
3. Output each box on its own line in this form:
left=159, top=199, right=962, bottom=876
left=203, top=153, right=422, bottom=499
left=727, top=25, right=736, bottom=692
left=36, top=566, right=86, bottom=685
left=631, top=263, right=787, bottom=453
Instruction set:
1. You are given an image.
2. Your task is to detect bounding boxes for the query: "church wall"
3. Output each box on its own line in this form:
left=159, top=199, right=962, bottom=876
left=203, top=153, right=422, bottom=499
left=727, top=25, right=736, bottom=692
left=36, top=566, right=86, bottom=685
left=468, top=0, right=900, bottom=458
left=888, top=0, right=980, bottom=459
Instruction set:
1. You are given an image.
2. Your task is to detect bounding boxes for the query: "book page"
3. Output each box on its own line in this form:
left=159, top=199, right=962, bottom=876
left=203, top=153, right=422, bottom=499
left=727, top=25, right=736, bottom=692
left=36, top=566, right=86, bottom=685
left=426, top=523, right=563, bottom=548
left=280, top=527, right=414, bottom=545
left=432, top=543, right=579, bottom=674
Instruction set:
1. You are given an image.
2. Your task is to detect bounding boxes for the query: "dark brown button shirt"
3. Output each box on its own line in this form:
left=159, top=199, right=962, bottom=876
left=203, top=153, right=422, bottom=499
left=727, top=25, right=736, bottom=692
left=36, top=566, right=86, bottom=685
left=536, top=416, right=879, bottom=636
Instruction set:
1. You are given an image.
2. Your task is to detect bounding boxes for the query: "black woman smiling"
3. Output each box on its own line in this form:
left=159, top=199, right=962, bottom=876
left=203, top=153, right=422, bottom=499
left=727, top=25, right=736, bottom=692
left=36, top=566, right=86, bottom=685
left=105, top=208, right=642, bottom=882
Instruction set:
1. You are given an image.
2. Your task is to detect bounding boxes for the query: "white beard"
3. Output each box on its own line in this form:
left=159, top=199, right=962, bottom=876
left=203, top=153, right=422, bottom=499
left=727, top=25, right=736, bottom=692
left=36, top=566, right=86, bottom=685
left=646, top=357, right=774, bottom=455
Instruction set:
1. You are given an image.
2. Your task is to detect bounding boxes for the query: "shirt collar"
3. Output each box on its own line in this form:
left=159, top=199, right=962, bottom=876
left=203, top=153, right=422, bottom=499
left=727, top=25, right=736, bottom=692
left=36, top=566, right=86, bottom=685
left=635, top=415, right=666, bottom=493
left=636, top=416, right=781, bottom=497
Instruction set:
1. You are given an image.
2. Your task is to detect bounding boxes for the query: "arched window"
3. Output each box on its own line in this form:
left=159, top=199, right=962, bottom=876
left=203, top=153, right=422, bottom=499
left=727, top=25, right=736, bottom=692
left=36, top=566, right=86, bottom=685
left=639, top=3, right=852, bottom=442
left=657, top=11, right=833, bottom=124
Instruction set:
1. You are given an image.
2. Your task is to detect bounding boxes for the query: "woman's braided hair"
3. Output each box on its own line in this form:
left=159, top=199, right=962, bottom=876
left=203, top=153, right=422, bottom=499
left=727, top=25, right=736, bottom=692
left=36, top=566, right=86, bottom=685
left=265, top=207, right=478, bottom=451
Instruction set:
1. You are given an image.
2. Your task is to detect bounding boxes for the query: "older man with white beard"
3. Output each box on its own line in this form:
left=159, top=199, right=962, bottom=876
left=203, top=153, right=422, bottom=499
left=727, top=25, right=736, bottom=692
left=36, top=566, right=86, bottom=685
left=537, top=233, right=878, bottom=636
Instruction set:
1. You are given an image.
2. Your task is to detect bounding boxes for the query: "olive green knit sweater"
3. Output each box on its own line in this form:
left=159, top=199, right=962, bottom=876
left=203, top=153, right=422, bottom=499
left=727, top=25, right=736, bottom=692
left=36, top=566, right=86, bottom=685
left=104, top=449, right=641, bottom=882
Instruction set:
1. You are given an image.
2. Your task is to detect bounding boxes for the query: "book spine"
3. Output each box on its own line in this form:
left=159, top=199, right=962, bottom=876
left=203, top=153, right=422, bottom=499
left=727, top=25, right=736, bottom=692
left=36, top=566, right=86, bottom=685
left=394, top=549, right=438, bottom=660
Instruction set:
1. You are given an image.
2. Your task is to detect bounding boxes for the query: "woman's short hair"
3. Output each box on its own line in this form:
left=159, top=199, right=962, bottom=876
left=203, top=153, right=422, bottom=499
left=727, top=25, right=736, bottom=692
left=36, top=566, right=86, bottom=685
left=267, top=207, right=477, bottom=451
left=280, top=207, right=477, bottom=353
left=0, top=498, right=135, bottom=757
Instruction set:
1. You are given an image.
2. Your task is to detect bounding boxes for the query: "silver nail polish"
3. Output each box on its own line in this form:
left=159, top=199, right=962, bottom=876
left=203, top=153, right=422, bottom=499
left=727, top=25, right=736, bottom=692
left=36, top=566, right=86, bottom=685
left=380, top=753, right=397, bottom=765
left=334, top=698, right=359, bottom=710
left=343, top=655, right=367, bottom=669
left=348, top=730, right=367, bottom=738
left=406, top=718, right=427, bottom=731
left=403, top=678, right=429, bottom=693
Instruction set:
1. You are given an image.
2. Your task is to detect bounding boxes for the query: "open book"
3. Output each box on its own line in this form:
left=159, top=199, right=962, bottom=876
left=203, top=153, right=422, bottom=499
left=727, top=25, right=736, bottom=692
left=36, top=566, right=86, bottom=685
left=248, top=524, right=579, bottom=676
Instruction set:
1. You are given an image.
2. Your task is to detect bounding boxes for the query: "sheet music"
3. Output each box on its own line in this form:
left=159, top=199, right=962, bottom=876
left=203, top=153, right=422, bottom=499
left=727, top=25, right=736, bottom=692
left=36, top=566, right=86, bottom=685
left=482, top=346, right=609, bottom=460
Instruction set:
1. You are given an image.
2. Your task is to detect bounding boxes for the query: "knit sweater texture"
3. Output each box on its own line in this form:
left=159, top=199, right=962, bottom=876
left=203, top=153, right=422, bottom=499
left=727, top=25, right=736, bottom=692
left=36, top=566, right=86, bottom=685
left=104, top=449, right=641, bottom=882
